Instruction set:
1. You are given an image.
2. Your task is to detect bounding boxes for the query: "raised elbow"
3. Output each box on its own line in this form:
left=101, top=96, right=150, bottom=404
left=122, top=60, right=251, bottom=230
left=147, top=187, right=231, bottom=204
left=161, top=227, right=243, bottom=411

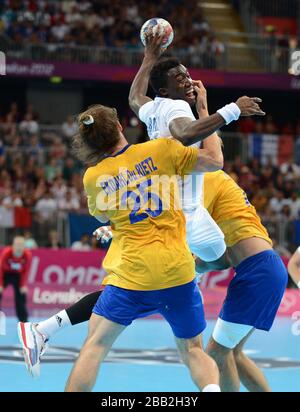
left=173, top=131, right=190, bottom=146
left=128, top=94, right=136, bottom=110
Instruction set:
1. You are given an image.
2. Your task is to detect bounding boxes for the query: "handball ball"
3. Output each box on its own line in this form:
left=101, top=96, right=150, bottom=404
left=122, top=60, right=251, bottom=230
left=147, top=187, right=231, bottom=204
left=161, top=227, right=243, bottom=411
left=140, top=18, right=174, bottom=49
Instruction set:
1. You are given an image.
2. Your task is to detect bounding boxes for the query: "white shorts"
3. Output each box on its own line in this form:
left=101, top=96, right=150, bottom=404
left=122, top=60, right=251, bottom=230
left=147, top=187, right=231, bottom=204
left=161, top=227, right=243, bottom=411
left=184, top=207, right=226, bottom=262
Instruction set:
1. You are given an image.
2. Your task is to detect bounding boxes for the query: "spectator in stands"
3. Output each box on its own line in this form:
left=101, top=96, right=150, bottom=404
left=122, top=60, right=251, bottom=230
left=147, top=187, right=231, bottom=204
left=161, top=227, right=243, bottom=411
left=25, top=103, right=39, bottom=121
left=258, top=165, right=275, bottom=189
left=57, top=189, right=80, bottom=212
left=61, top=115, right=78, bottom=139
left=253, top=120, right=264, bottom=134
left=62, top=157, right=78, bottom=181
left=45, top=158, right=62, bottom=183
left=50, top=137, right=66, bottom=163
left=34, top=190, right=57, bottom=224
left=24, top=230, right=38, bottom=249
left=51, top=17, right=70, bottom=41
left=71, top=234, right=91, bottom=251
left=28, top=135, right=44, bottom=164
left=65, top=4, right=83, bottom=26
left=2, top=191, right=23, bottom=208
left=19, top=113, right=39, bottom=135
left=46, top=229, right=63, bottom=249
left=270, top=190, right=288, bottom=214
left=248, top=157, right=262, bottom=178
left=279, top=204, right=293, bottom=222
left=237, top=165, right=256, bottom=193
left=1, top=0, right=220, bottom=66
left=51, top=176, right=67, bottom=201
left=282, top=180, right=296, bottom=199
left=7, top=102, right=20, bottom=123
left=287, top=192, right=300, bottom=220
left=280, top=157, right=300, bottom=182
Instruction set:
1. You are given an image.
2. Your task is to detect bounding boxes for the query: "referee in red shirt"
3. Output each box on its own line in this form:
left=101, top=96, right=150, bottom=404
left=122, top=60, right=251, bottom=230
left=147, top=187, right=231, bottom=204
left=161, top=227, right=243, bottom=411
left=0, top=236, right=32, bottom=322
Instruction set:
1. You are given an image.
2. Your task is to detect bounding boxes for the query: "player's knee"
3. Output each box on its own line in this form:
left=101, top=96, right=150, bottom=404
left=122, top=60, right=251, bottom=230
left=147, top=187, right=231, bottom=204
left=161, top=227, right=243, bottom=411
left=206, top=337, right=231, bottom=363
left=233, top=350, right=244, bottom=366
left=177, top=336, right=203, bottom=365
left=233, top=345, right=247, bottom=365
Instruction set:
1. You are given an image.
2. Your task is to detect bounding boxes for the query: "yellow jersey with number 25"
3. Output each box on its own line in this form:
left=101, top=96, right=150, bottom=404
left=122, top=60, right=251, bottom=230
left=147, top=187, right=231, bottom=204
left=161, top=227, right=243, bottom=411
left=83, top=138, right=199, bottom=291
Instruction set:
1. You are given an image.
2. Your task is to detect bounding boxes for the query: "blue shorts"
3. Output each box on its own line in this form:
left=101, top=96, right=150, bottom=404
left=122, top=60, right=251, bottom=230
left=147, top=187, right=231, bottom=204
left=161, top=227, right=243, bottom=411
left=219, top=250, right=288, bottom=331
left=93, top=279, right=206, bottom=339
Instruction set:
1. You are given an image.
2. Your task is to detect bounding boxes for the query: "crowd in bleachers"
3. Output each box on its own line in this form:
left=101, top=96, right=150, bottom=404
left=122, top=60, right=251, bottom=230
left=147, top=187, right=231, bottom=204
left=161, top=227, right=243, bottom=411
left=1, top=101, right=300, bottom=251
left=0, top=0, right=225, bottom=68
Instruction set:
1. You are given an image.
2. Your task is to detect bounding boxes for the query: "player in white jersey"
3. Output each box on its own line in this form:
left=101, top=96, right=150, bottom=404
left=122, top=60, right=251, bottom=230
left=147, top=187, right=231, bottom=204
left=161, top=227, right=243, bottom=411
left=129, top=32, right=265, bottom=263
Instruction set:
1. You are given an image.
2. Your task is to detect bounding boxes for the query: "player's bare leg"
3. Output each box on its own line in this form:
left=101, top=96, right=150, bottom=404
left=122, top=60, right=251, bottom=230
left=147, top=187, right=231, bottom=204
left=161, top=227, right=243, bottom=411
left=206, top=337, right=240, bottom=392
left=233, top=330, right=271, bottom=392
left=176, top=333, right=220, bottom=392
left=65, top=314, right=125, bottom=392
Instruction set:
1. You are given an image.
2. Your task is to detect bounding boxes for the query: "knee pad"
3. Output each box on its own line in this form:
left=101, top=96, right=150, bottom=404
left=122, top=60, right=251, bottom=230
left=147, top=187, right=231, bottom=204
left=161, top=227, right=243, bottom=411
left=212, top=318, right=253, bottom=349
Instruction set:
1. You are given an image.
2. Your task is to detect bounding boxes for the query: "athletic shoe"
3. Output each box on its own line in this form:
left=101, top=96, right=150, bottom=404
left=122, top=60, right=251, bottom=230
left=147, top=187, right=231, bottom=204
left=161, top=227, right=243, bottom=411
left=17, top=322, right=48, bottom=377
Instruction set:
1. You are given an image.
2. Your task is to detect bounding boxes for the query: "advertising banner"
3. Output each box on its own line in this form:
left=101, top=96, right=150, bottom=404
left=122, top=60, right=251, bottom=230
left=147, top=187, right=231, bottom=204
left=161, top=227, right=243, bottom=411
left=1, top=249, right=299, bottom=318
left=5, top=59, right=300, bottom=91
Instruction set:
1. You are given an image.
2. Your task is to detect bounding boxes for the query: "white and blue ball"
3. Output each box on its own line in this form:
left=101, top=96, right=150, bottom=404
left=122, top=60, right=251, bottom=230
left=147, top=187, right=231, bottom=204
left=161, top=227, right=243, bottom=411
left=140, top=18, right=174, bottom=49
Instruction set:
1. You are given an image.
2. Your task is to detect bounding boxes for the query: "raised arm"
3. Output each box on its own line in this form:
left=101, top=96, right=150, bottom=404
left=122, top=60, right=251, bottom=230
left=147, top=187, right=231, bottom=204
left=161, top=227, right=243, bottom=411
left=129, top=31, right=164, bottom=116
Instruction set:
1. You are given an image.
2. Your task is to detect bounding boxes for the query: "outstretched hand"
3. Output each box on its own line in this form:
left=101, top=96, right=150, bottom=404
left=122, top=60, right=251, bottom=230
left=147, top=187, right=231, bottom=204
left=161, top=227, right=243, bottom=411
left=235, top=96, right=266, bottom=117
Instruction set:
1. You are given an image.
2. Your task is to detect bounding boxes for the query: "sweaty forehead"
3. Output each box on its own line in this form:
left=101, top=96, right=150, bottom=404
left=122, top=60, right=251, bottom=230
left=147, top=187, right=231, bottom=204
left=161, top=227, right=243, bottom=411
left=167, top=64, right=188, bottom=79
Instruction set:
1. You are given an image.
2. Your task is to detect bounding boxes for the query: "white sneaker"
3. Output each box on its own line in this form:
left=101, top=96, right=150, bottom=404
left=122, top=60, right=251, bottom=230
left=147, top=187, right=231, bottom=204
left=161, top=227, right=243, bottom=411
left=17, top=322, right=49, bottom=377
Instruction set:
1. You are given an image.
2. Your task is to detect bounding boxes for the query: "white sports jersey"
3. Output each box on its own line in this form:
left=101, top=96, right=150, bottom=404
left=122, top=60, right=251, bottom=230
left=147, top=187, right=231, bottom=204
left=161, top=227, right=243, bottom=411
left=139, top=97, right=203, bottom=210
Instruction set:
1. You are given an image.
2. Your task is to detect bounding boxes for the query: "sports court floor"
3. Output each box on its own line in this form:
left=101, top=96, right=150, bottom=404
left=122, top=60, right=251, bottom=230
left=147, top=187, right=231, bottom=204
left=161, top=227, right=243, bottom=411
left=0, top=316, right=299, bottom=392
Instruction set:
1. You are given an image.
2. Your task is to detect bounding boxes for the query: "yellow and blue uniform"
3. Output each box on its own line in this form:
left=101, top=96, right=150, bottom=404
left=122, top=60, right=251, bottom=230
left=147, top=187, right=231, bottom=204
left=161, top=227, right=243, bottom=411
left=204, top=170, right=272, bottom=247
left=85, top=138, right=206, bottom=337
left=204, top=171, right=287, bottom=333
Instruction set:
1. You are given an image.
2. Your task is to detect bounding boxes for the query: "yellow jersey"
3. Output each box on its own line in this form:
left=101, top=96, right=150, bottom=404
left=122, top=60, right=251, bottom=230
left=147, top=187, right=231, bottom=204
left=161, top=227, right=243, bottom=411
left=204, top=170, right=272, bottom=247
left=83, top=138, right=198, bottom=290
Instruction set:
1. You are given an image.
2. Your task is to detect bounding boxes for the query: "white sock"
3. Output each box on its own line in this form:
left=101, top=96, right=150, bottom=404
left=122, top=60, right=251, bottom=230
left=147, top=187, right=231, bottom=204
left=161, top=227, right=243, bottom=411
left=202, top=384, right=221, bottom=392
left=36, top=310, right=71, bottom=339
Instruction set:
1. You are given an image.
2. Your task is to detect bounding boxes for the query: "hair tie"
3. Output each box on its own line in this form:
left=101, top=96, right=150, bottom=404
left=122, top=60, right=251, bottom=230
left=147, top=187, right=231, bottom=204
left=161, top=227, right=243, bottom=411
left=82, top=115, right=94, bottom=125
